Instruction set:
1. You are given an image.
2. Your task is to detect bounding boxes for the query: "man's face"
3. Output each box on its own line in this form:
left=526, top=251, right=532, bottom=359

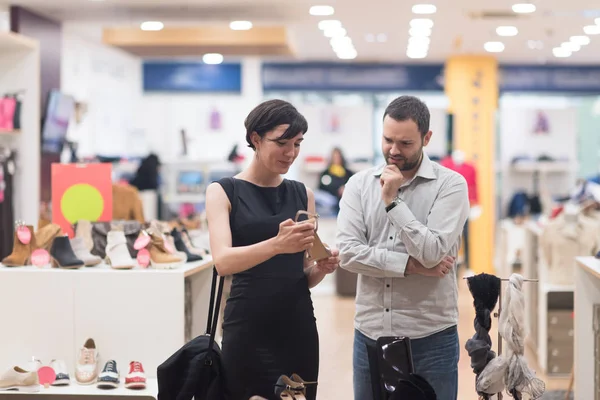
left=381, top=115, right=432, bottom=171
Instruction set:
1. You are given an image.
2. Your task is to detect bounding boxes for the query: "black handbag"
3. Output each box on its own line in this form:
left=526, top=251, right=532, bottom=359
left=157, top=267, right=226, bottom=400
left=367, top=336, right=437, bottom=400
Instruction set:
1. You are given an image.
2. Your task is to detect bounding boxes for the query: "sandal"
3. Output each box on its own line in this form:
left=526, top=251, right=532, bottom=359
left=274, top=374, right=317, bottom=400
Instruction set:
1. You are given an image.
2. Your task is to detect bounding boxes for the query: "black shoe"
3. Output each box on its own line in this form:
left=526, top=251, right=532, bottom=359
left=50, top=236, right=84, bottom=269
left=171, top=228, right=203, bottom=262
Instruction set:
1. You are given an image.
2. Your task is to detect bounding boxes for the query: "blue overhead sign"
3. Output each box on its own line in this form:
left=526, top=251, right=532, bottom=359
left=500, top=65, right=600, bottom=93
left=143, top=62, right=242, bottom=93
left=262, top=63, right=444, bottom=91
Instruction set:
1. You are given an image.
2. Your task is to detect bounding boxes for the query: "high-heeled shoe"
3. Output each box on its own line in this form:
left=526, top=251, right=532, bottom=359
left=145, top=231, right=186, bottom=269
left=50, top=236, right=84, bottom=269
left=274, top=375, right=316, bottom=400
left=1, top=224, right=36, bottom=267
left=171, top=228, right=203, bottom=262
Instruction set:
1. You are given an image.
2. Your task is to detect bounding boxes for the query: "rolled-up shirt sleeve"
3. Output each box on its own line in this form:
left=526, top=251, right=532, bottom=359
left=336, top=175, right=409, bottom=278
left=386, top=174, right=470, bottom=269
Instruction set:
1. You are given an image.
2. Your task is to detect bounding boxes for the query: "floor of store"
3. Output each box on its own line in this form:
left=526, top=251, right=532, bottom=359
left=312, top=218, right=571, bottom=399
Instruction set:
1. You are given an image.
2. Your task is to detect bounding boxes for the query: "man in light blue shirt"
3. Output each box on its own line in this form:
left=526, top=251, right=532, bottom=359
left=337, top=96, right=470, bottom=400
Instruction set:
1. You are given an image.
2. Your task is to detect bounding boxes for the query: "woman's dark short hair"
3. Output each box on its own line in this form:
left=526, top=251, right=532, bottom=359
left=244, top=99, right=308, bottom=149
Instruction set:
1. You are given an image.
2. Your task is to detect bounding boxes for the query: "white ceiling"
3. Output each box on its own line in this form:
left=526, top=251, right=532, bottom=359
left=2, top=0, right=600, bottom=64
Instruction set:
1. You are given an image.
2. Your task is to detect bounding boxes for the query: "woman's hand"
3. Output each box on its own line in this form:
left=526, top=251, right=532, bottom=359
left=314, top=248, right=340, bottom=274
left=274, top=219, right=315, bottom=254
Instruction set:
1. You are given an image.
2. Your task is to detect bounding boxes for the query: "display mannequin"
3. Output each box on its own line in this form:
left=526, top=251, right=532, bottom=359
left=441, top=150, right=480, bottom=269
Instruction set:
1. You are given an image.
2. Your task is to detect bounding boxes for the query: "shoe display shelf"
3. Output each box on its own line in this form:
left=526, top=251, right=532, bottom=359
left=2, top=379, right=158, bottom=399
left=574, top=256, right=600, bottom=400
left=522, top=220, right=574, bottom=376
left=0, top=32, right=40, bottom=225
left=0, top=257, right=214, bottom=392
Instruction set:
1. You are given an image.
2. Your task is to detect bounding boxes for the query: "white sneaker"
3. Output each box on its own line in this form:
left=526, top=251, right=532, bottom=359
left=76, top=338, right=99, bottom=385
left=50, top=359, right=70, bottom=386
left=0, top=366, right=40, bottom=392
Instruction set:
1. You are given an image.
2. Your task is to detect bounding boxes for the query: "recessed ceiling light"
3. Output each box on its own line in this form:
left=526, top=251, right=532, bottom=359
left=484, top=41, right=505, bottom=52
left=553, top=47, right=571, bottom=57
left=318, top=20, right=341, bottom=30
left=365, top=33, right=375, bottom=42
left=407, top=42, right=429, bottom=53
left=140, top=21, right=164, bottom=31
left=337, top=48, right=358, bottom=59
left=496, top=26, right=518, bottom=36
left=410, top=18, right=434, bottom=29
left=377, top=33, right=388, bottom=42
left=229, top=21, right=253, bottom=30
left=410, top=27, right=432, bottom=37
left=562, top=42, right=581, bottom=52
left=409, top=36, right=431, bottom=46
left=310, top=5, right=334, bottom=16
left=584, top=25, right=600, bottom=35
left=570, top=35, right=591, bottom=45
left=203, top=53, right=224, bottom=64
left=330, top=36, right=353, bottom=51
left=324, top=27, right=347, bottom=38
left=412, top=4, right=437, bottom=14
left=407, top=49, right=428, bottom=58
left=512, top=3, right=536, bottom=13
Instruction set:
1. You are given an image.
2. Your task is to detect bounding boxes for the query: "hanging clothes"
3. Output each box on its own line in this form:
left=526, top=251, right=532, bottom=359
left=0, top=149, right=16, bottom=259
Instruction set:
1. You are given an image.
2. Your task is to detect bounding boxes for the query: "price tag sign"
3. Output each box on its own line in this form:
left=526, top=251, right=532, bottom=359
left=17, top=226, right=31, bottom=245
left=137, top=248, right=150, bottom=268
left=37, top=366, right=56, bottom=387
left=31, top=249, right=50, bottom=267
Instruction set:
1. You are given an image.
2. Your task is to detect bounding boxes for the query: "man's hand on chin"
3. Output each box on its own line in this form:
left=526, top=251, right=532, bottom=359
left=380, top=164, right=406, bottom=205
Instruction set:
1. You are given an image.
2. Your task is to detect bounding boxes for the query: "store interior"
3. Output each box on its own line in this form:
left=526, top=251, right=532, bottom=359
left=1, top=0, right=600, bottom=399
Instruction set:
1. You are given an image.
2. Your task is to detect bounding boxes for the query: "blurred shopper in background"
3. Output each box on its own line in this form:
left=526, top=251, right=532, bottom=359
left=316, top=147, right=354, bottom=214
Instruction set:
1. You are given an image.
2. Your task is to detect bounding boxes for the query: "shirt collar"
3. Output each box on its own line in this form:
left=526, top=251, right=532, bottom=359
left=373, top=153, right=437, bottom=180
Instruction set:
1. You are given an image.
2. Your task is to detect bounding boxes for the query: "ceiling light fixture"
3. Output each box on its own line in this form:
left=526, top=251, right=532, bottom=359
left=310, top=5, right=334, bottom=16
left=412, top=4, right=437, bottom=14
left=409, top=36, right=431, bottom=46
left=484, top=41, right=505, bottom=52
left=407, top=51, right=428, bottom=59
left=570, top=35, right=591, bottom=45
left=553, top=47, right=571, bottom=57
left=496, top=26, right=519, bottom=36
left=584, top=25, right=600, bottom=35
left=229, top=21, right=253, bottom=30
left=140, top=21, right=164, bottom=31
left=203, top=53, right=224, bottom=64
left=512, top=3, right=536, bottom=13
left=410, top=18, right=434, bottom=29
left=409, top=27, right=432, bottom=37
left=318, top=20, right=341, bottom=30
left=324, top=27, right=347, bottom=38
left=337, top=48, right=358, bottom=59
left=562, top=42, right=581, bottom=52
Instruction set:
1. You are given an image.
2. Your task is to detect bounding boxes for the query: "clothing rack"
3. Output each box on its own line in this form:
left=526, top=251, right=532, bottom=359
left=464, top=276, right=538, bottom=400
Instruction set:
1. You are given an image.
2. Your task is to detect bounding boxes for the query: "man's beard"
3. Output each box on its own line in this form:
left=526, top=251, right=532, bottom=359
left=386, top=148, right=423, bottom=171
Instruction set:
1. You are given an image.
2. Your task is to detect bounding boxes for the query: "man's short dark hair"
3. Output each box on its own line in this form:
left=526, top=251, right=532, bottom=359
left=383, top=96, right=430, bottom=136
left=245, top=99, right=308, bottom=149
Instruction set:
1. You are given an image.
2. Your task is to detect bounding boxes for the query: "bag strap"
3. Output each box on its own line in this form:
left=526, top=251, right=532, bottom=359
left=205, top=267, right=225, bottom=364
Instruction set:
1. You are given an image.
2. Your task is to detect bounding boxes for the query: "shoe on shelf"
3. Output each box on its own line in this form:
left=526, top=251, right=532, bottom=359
left=26, top=359, right=42, bottom=373
left=146, top=232, right=185, bottom=269
left=105, top=230, right=136, bottom=270
left=171, top=228, right=203, bottom=262
left=50, top=236, right=84, bottom=269
left=50, top=359, right=70, bottom=386
left=181, top=227, right=210, bottom=257
left=97, top=360, right=119, bottom=389
left=35, top=223, right=62, bottom=252
left=0, top=366, right=40, bottom=392
left=125, top=361, right=146, bottom=390
left=70, top=237, right=102, bottom=267
left=1, top=224, right=36, bottom=267
left=75, top=338, right=99, bottom=385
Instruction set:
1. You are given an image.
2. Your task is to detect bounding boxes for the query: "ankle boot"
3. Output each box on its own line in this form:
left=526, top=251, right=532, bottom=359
left=70, top=237, right=101, bottom=267
left=105, top=231, right=135, bottom=270
left=1, top=225, right=35, bottom=267
left=35, top=224, right=62, bottom=251
left=50, top=236, right=84, bottom=269
left=147, top=232, right=185, bottom=269
left=171, top=228, right=202, bottom=262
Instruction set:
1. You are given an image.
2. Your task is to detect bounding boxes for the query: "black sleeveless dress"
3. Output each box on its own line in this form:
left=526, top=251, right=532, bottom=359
left=217, top=177, right=319, bottom=400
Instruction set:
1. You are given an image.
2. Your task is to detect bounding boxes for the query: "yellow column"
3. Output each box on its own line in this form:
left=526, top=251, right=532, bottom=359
left=444, top=55, right=499, bottom=274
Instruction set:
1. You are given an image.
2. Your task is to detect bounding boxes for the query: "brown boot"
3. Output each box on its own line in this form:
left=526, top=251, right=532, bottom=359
left=35, top=223, right=62, bottom=251
left=147, top=232, right=185, bottom=269
left=1, top=225, right=35, bottom=267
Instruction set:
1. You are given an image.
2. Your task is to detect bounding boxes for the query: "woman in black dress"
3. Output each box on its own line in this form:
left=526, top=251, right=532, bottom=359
left=205, top=100, right=340, bottom=400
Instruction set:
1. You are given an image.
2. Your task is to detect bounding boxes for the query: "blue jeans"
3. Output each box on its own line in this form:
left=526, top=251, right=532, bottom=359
left=353, top=326, right=459, bottom=400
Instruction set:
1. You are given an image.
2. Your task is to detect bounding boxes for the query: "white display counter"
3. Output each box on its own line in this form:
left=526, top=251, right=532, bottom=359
left=3, top=379, right=157, bottom=399
left=0, top=257, right=214, bottom=391
left=575, top=256, right=600, bottom=400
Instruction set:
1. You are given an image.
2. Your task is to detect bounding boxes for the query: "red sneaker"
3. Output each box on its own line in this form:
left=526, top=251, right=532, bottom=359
left=124, top=361, right=146, bottom=390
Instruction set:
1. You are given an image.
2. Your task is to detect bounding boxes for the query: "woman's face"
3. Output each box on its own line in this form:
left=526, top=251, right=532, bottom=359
left=253, top=124, right=304, bottom=175
left=331, top=149, right=343, bottom=166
